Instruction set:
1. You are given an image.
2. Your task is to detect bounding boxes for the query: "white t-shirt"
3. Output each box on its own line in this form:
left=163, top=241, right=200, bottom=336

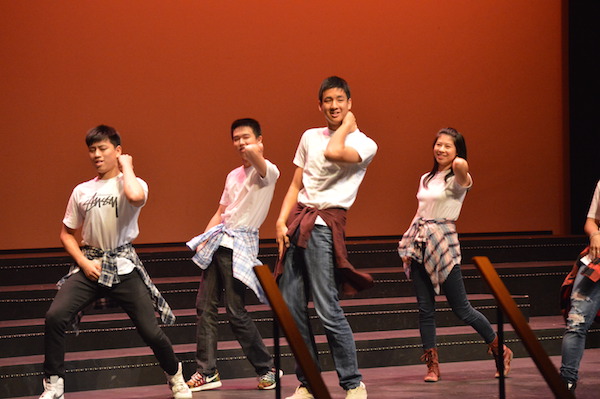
left=294, top=127, right=377, bottom=211
left=218, top=160, right=279, bottom=248
left=414, top=170, right=472, bottom=221
left=62, top=173, right=148, bottom=274
left=587, top=180, right=600, bottom=220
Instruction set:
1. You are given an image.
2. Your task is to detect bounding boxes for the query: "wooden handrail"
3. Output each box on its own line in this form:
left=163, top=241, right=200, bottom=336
left=472, top=256, right=574, bottom=399
left=254, top=264, right=331, bottom=399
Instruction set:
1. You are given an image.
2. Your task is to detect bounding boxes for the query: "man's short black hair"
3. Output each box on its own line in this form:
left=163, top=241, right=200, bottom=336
left=85, top=125, right=121, bottom=147
left=231, top=118, right=261, bottom=138
left=318, top=76, right=351, bottom=102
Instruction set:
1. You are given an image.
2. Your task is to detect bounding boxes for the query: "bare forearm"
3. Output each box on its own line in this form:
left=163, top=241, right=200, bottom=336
left=117, top=155, right=145, bottom=206
left=275, top=174, right=301, bottom=257
left=275, top=185, right=299, bottom=259
left=60, top=228, right=87, bottom=265
left=584, top=218, right=600, bottom=237
left=585, top=218, right=600, bottom=258
left=204, top=206, right=225, bottom=232
left=121, top=167, right=145, bottom=205
left=324, top=123, right=352, bottom=159
left=324, top=111, right=361, bottom=163
left=277, top=168, right=303, bottom=226
left=278, top=187, right=300, bottom=226
left=60, top=224, right=101, bottom=280
left=244, top=150, right=267, bottom=177
left=452, top=158, right=471, bottom=187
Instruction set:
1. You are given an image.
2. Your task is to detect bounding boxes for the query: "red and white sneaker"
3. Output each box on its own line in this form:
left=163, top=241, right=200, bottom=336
left=186, top=370, right=222, bottom=392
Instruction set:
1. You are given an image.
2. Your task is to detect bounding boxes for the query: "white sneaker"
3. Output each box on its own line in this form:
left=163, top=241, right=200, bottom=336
left=39, top=376, right=64, bottom=399
left=165, top=363, right=193, bottom=398
left=285, top=385, right=314, bottom=399
left=346, top=381, right=367, bottom=399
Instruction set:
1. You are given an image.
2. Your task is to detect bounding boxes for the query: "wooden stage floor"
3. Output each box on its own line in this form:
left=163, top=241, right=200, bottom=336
left=12, top=349, right=600, bottom=399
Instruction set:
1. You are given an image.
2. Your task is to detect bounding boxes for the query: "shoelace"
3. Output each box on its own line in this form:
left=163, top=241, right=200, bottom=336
left=261, top=371, right=275, bottom=381
left=173, top=380, right=188, bottom=392
left=191, top=373, right=206, bottom=383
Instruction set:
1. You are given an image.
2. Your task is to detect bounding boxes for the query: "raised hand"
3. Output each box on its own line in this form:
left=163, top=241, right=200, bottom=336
left=117, top=154, right=134, bottom=171
left=341, top=111, right=357, bottom=132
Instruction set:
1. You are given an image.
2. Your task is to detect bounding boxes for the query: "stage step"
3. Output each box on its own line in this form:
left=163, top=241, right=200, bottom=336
left=0, top=235, right=592, bottom=398
left=0, top=294, right=528, bottom=358
left=0, top=235, right=586, bottom=287
left=3, top=315, right=596, bottom=398
left=10, top=349, right=600, bottom=399
left=0, top=261, right=572, bottom=320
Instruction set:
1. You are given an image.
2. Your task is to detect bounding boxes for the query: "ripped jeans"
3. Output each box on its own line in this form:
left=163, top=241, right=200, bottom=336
left=560, top=268, right=600, bottom=382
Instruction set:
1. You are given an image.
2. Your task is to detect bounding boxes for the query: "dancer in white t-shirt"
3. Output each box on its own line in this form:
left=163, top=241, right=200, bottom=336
left=398, top=128, right=512, bottom=383
left=39, top=125, right=191, bottom=399
left=560, top=180, right=600, bottom=395
left=185, top=118, right=281, bottom=392
left=276, top=76, right=376, bottom=399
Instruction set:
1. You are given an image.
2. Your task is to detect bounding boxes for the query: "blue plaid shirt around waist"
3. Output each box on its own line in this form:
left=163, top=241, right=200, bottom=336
left=187, top=223, right=265, bottom=303
left=58, top=243, right=175, bottom=325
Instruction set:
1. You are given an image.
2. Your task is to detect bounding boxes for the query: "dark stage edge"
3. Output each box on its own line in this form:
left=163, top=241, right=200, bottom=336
left=10, top=349, right=600, bottom=399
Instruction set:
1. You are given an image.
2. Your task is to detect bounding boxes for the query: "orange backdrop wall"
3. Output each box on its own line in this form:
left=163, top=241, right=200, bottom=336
left=0, top=1, right=567, bottom=250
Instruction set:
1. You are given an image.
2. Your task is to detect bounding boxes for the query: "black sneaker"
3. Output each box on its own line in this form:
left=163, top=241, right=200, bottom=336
left=564, top=378, right=576, bottom=395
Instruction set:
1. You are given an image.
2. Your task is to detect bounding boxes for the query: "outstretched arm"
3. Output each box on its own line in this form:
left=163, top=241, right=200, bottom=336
left=60, top=224, right=102, bottom=281
left=241, top=142, right=268, bottom=177
left=324, top=111, right=362, bottom=163
left=118, top=154, right=146, bottom=207
left=276, top=167, right=304, bottom=258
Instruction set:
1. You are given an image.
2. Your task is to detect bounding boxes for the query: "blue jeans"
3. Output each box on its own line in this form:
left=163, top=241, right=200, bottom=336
left=411, top=260, right=496, bottom=349
left=280, top=225, right=362, bottom=390
left=560, top=268, right=600, bottom=382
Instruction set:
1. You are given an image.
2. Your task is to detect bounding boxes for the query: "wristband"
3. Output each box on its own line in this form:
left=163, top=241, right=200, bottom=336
left=591, top=231, right=600, bottom=239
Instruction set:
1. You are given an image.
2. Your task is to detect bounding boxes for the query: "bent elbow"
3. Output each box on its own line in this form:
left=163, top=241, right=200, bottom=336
left=128, top=193, right=146, bottom=207
left=324, top=148, right=342, bottom=162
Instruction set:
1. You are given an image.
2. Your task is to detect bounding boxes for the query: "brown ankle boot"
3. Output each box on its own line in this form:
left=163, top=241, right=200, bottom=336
left=488, top=336, right=513, bottom=378
left=420, top=348, right=440, bottom=382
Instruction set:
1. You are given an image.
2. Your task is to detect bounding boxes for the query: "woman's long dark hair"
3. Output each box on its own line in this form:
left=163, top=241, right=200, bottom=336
left=424, top=127, right=467, bottom=187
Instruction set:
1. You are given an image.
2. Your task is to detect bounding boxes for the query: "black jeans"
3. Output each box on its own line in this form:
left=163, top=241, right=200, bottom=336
left=411, top=260, right=496, bottom=349
left=44, top=270, right=179, bottom=377
left=194, top=246, right=272, bottom=375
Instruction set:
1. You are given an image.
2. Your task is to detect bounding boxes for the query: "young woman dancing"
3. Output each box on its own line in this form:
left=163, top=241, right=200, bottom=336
left=398, top=128, right=512, bottom=382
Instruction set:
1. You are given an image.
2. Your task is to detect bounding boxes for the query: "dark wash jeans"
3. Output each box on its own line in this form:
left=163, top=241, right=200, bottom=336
left=411, top=260, right=496, bottom=350
left=44, top=270, right=178, bottom=377
left=194, top=246, right=272, bottom=376
left=280, top=225, right=362, bottom=390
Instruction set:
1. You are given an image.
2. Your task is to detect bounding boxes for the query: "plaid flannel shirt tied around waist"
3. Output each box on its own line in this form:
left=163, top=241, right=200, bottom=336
left=58, top=243, right=175, bottom=326
left=397, top=218, right=461, bottom=294
left=187, top=223, right=266, bottom=304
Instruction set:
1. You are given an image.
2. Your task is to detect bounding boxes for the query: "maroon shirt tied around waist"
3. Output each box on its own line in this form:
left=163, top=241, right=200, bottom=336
left=275, top=202, right=374, bottom=296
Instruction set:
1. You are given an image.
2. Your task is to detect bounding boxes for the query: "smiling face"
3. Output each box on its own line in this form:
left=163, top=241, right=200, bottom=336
left=433, top=133, right=457, bottom=171
left=88, top=139, right=122, bottom=179
left=319, top=87, right=352, bottom=130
